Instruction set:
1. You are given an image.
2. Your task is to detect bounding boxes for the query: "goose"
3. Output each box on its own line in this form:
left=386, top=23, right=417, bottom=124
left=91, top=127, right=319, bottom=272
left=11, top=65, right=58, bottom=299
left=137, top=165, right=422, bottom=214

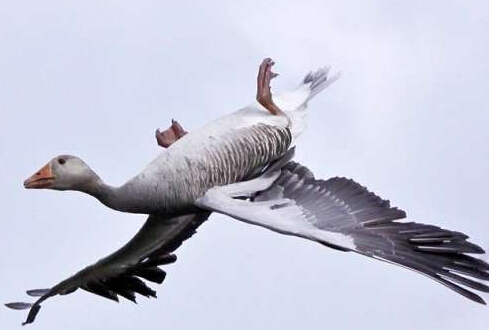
left=6, top=58, right=489, bottom=325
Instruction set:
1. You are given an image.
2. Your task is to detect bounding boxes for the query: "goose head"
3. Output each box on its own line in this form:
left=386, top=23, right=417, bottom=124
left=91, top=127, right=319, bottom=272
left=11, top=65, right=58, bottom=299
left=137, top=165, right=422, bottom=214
left=24, top=155, right=100, bottom=191
left=24, top=155, right=155, bottom=214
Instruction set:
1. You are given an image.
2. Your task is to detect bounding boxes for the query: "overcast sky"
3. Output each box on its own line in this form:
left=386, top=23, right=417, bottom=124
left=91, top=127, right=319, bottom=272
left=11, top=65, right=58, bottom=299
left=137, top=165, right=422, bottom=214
left=1, top=1, right=489, bottom=329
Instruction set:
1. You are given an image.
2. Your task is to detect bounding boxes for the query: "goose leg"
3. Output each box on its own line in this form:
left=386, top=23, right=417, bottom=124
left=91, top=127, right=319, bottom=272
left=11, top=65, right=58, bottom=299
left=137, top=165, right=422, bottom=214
left=256, top=58, right=282, bottom=115
left=155, top=58, right=280, bottom=148
left=155, top=119, right=188, bottom=148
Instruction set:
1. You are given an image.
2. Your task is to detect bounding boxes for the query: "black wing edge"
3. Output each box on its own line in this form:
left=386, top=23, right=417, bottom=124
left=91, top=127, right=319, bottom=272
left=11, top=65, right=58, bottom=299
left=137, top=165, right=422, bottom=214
left=320, top=176, right=489, bottom=305
left=5, top=252, right=176, bottom=326
left=5, top=212, right=210, bottom=325
left=352, top=220, right=489, bottom=304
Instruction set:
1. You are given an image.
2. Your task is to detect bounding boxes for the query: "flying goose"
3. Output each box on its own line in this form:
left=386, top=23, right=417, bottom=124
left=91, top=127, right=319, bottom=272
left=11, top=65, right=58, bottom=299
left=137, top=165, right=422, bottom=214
left=6, top=59, right=489, bottom=325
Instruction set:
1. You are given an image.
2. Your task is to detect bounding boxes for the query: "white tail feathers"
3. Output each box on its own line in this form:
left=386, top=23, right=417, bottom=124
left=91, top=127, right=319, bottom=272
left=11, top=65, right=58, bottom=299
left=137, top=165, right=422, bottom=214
left=273, top=66, right=340, bottom=141
left=303, top=67, right=341, bottom=102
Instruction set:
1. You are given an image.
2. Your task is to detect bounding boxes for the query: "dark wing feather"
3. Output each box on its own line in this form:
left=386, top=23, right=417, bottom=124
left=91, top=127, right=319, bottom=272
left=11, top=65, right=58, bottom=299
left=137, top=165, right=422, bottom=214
left=199, top=161, right=489, bottom=304
left=5, top=212, right=210, bottom=325
left=263, top=163, right=489, bottom=303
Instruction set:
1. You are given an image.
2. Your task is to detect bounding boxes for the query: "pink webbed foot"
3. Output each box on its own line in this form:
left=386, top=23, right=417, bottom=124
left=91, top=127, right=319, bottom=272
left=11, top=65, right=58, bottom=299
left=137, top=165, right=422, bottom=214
left=256, top=58, right=282, bottom=115
left=155, top=119, right=188, bottom=148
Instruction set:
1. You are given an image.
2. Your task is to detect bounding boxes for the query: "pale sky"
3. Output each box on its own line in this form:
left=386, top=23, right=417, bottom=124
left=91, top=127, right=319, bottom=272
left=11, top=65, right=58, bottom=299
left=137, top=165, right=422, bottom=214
left=1, top=1, right=488, bottom=329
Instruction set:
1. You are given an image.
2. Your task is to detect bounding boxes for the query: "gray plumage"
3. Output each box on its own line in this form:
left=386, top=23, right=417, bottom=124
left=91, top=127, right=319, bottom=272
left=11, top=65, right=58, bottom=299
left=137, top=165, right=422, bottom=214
left=9, top=212, right=210, bottom=325
left=199, top=161, right=489, bottom=304
left=268, top=163, right=489, bottom=303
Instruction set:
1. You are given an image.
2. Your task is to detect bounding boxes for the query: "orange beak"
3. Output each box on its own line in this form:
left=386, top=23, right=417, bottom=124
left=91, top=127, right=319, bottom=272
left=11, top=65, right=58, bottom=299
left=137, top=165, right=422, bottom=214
left=24, top=163, right=55, bottom=189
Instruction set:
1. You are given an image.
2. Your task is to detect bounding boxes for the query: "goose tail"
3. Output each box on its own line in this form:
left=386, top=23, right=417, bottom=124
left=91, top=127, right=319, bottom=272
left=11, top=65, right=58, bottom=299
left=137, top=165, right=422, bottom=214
left=273, top=66, right=340, bottom=140
left=303, top=67, right=341, bottom=102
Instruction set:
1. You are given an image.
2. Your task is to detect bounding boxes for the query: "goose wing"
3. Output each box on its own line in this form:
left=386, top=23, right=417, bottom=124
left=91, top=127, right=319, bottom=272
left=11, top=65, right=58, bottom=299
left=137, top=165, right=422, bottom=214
left=6, top=211, right=210, bottom=325
left=196, top=162, right=489, bottom=304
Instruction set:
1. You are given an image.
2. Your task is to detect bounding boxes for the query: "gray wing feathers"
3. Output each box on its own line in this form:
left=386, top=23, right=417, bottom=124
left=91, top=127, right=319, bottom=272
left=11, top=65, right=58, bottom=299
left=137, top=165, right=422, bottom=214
left=275, top=164, right=489, bottom=303
left=265, top=163, right=489, bottom=303
left=200, top=161, right=489, bottom=304
left=254, top=162, right=406, bottom=232
left=6, top=212, right=210, bottom=325
left=351, top=222, right=489, bottom=304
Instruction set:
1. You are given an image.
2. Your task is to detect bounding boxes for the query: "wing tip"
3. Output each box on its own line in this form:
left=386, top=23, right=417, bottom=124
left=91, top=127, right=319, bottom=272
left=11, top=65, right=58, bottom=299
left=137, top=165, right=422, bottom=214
left=5, top=302, right=32, bottom=310
left=26, top=289, right=50, bottom=297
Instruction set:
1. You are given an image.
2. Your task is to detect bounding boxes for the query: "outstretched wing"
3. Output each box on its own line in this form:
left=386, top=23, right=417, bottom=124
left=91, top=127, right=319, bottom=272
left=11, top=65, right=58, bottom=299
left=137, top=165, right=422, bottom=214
left=6, top=211, right=211, bottom=325
left=196, top=162, right=489, bottom=304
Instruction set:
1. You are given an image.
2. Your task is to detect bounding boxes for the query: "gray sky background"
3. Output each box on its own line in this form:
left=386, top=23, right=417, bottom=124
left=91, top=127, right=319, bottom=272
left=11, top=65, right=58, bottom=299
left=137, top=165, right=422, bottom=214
left=1, top=1, right=489, bottom=329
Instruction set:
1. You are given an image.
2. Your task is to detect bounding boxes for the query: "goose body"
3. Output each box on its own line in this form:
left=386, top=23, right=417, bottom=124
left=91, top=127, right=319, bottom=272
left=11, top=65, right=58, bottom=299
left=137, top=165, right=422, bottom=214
left=122, top=67, right=326, bottom=214
left=122, top=107, right=292, bottom=214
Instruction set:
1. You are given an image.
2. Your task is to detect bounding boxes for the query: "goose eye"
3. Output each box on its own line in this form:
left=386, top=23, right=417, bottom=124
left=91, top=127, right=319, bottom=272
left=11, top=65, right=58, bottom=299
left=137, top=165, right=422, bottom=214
left=58, top=158, right=66, bottom=165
